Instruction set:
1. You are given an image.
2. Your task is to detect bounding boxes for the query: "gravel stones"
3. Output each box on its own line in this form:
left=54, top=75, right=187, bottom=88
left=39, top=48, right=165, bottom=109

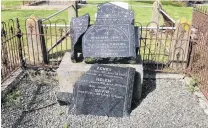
left=1, top=75, right=208, bottom=128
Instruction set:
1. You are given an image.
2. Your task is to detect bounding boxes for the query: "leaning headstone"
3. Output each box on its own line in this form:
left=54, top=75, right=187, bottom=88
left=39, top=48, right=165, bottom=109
left=82, top=24, right=136, bottom=63
left=71, top=64, right=135, bottom=117
left=151, top=0, right=161, bottom=28
left=70, top=13, right=90, bottom=62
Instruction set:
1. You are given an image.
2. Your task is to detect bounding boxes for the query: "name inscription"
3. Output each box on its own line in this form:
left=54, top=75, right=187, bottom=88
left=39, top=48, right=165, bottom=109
left=83, top=25, right=135, bottom=57
left=76, top=65, right=130, bottom=99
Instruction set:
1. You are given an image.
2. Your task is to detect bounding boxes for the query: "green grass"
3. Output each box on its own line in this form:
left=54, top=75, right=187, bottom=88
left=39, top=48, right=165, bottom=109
left=2, top=88, right=22, bottom=106
left=1, top=10, right=68, bottom=29
left=1, top=1, right=22, bottom=9
left=2, top=1, right=193, bottom=25
left=78, top=1, right=193, bottom=25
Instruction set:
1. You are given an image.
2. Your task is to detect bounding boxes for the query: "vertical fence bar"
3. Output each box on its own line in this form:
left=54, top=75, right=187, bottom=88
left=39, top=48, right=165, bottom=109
left=74, top=1, right=78, bottom=17
left=16, top=18, right=25, bottom=69
left=38, top=19, right=48, bottom=64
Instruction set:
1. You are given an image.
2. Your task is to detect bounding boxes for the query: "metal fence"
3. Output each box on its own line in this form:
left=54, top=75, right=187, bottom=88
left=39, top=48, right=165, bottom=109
left=23, top=0, right=76, bottom=6
left=22, top=5, right=77, bottom=68
left=1, top=19, right=24, bottom=82
left=137, top=21, right=190, bottom=72
left=190, top=6, right=208, bottom=95
left=1, top=20, right=190, bottom=79
left=1, top=5, right=193, bottom=82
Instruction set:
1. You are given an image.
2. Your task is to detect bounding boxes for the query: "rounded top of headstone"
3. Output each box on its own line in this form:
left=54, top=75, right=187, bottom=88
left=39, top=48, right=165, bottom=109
left=110, top=2, right=129, bottom=9
left=97, top=2, right=134, bottom=20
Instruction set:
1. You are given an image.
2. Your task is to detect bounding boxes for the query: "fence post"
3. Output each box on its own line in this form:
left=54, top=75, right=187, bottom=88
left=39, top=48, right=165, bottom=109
left=16, top=18, right=25, bottom=69
left=75, top=1, right=78, bottom=17
left=169, top=21, right=191, bottom=69
left=151, top=0, right=161, bottom=28
left=26, top=16, right=48, bottom=65
left=38, top=19, right=48, bottom=64
left=71, top=1, right=78, bottom=17
left=68, top=2, right=78, bottom=24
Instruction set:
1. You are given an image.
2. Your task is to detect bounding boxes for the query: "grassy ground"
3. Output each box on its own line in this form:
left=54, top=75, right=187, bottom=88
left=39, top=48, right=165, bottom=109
left=1, top=1, right=193, bottom=25
left=1, top=1, right=22, bottom=9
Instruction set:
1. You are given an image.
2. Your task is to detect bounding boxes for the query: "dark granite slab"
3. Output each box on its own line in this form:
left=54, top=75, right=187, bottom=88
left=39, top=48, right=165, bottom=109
left=96, top=18, right=134, bottom=25
left=71, top=64, right=135, bottom=117
left=70, top=13, right=90, bottom=62
left=82, top=24, right=136, bottom=63
left=96, top=3, right=134, bottom=23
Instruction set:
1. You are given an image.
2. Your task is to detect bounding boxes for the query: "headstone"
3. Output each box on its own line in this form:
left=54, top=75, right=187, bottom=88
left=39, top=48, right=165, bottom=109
left=56, top=52, right=143, bottom=105
left=151, top=0, right=161, bottom=28
left=94, top=2, right=130, bottom=20
left=110, top=2, right=129, bottom=10
left=83, top=3, right=137, bottom=63
left=70, top=13, right=90, bottom=62
left=96, top=3, right=134, bottom=24
left=82, top=24, right=136, bottom=63
left=71, top=64, right=135, bottom=117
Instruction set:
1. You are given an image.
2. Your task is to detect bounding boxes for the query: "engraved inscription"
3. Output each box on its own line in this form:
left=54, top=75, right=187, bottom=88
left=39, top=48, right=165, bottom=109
left=77, top=65, right=129, bottom=99
left=83, top=25, right=136, bottom=58
left=73, top=65, right=135, bottom=117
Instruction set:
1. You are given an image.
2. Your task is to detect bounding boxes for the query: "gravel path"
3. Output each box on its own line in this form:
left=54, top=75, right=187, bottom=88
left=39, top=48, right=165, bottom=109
left=2, top=74, right=208, bottom=128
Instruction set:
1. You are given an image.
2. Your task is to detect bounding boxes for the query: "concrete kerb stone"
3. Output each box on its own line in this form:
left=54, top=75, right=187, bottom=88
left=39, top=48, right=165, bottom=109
left=184, top=76, right=208, bottom=116
left=1, top=68, right=25, bottom=100
left=144, top=73, right=185, bottom=79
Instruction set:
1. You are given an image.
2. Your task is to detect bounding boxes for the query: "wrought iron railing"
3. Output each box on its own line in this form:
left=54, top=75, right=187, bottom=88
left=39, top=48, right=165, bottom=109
left=1, top=18, right=191, bottom=81
left=1, top=4, right=193, bottom=81
left=190, top=6, right=208, bottom=96
left=1, top=19, right=24, bottom=82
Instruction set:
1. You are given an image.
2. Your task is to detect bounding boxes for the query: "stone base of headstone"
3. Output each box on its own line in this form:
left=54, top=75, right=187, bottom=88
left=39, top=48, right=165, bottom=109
left=56, top=52, right=143, bottom=105
left=84, top=57, right=138, bottom=64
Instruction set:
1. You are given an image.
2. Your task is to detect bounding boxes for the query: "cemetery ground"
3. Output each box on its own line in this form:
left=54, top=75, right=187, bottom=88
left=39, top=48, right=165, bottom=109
left=2, top=73, right=208, bottom=127
left=1, top=1, right=208, bottom=128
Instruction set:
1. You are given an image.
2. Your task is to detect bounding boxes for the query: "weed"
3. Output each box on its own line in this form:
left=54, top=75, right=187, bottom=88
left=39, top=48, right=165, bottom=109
left=3, top=88, right=22, bottom=106
left=59, top=111, right=65, bottom=116
left=63, top=123, right=69, bottom=128
left=188, top=78, right=199, bottom=93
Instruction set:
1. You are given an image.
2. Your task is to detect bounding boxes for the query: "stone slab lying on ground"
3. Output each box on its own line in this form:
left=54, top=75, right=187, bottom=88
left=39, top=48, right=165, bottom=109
left=56, top=52, right=143, bottom=104
left=71, top=65, right=135, bottom=117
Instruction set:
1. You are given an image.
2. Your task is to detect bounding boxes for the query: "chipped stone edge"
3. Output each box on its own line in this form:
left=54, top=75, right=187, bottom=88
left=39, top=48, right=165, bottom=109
left=1, top=68, right=25, bottom=100
left=184, top=76, right=208, bottom=116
